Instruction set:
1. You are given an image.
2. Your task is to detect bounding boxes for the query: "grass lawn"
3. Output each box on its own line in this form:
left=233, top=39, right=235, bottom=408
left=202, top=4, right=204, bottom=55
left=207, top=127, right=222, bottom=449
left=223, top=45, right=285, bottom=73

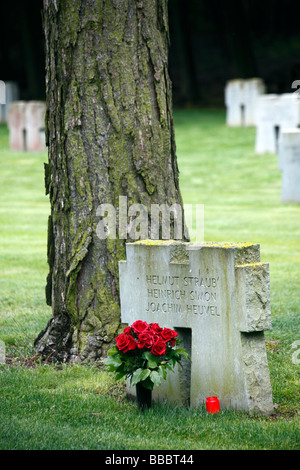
left=0, top=109, right=299, bottom=450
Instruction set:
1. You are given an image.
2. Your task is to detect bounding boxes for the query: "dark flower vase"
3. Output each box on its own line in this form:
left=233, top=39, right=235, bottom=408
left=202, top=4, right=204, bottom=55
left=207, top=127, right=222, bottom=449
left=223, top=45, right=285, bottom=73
left=136, top=382, right=152, bottom=410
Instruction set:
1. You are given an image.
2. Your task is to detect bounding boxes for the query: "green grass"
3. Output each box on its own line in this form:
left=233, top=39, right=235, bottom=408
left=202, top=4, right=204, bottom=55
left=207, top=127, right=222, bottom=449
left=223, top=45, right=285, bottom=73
left=0, top=124, right=50, bottom=356
left=0, top=109, right=299, bottom=450
left=0, top=364, right=298, bottom=451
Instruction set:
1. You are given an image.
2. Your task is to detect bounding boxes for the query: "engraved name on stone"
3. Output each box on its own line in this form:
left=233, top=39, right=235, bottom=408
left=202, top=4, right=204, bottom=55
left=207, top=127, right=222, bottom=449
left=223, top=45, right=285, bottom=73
left=145, top=273, right=220, bottom=316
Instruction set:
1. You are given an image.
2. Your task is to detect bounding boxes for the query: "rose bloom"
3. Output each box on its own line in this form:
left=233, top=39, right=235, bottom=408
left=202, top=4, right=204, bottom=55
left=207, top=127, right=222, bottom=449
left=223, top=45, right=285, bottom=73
left=149, top=323, right=163, bottom=333
left=137, top=331, right=154, bottom=349
left=123, top=326, right=132, bottom=335
left=131, top=320, right=149, bottom=335
left=151, top=340, right=167, bottom=356
left=160, top=328, right=178, bottom=343
left=115, top=333, right=136, bottom=353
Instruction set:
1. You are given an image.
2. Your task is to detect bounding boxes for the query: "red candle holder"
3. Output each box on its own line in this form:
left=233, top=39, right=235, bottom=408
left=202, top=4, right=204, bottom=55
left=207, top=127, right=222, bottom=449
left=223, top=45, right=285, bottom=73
left=206, top=396, right=220, bottom=414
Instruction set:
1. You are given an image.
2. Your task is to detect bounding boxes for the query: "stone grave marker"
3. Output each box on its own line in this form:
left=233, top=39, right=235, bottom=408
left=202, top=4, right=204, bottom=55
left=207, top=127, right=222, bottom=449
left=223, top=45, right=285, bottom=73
left=119, top=240, right=274, bottom=415
left=280, top=93, right=300, bottom=129
left=255, top=94, right=280, bottom=154
left=279, top=128, right=300, bottom=203
left=0, top=81, right=5, bottom=106
left=225, top=78, right=265, bottom=127
left=255, top=93, right=300, bottom=154
left=243, top=78, right=266, bottom=126
left=225, top=80, right=244, bottom=127
left=25, top=101, right=46, bottom=151
left=8, top=100, right=46, bottom=151
left=7, top=101, right=27, bottom=151
left=0, top=81, right=19, bottom=123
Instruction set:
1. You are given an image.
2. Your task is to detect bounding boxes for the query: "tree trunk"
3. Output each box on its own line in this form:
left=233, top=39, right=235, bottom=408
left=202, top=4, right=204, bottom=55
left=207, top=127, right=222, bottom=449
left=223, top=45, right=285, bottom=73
left=34, top=0, right=186, bottom=362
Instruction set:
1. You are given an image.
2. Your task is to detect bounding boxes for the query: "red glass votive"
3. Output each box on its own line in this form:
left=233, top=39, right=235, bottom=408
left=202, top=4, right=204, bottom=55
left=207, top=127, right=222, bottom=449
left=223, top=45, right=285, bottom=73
left=206, top=396, right=220, bottom=414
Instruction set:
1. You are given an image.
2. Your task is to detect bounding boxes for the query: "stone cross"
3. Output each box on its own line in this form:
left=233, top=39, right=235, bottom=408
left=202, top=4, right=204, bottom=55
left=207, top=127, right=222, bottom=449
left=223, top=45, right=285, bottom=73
left=0, top=81, right=19, bottom=123
left=278, top=128, right=300, bottom=203
left=7, top=101, right=27, bottom=151
left=225, top=78, right=265, bottom=127
left=8, top=101, right=46, bottom=152
left=0, top=80, right=5, bottom=106
left=119, top=240, right=274, bottom=415
left=25, top=101, right=46, bottom=151
left=255, top=93, right=300, bottom=154
left=255, top=95, right=280, bottom=154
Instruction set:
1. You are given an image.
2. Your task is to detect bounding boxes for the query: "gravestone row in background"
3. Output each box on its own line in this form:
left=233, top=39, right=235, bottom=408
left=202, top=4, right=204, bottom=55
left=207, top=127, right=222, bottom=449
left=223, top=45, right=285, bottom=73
left=225, top=79, right=300, bottom=205
left=119, top=240, right=274, bottom=416
left=224, top=78, right=300, bottom=153
left=252, top=93, right=300, bottom=204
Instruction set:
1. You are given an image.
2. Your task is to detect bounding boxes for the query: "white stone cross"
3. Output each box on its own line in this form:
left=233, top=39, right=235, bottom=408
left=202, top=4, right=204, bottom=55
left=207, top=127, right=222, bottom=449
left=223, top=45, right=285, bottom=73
left=255, top=93, right=300, bottom=154
left=225, top=78, right=265, bottom=126
left=8, top=101, right=46, bottom=152
left=0, top=81, right=19, bottom=123
left=279, top=128, right=300, bottom=203
left=119, top=240, right=274, bottom=415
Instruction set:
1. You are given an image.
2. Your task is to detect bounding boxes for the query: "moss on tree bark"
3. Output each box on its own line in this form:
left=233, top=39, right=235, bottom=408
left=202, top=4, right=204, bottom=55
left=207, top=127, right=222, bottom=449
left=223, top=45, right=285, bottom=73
left=35, top=0, right=186, bottom=362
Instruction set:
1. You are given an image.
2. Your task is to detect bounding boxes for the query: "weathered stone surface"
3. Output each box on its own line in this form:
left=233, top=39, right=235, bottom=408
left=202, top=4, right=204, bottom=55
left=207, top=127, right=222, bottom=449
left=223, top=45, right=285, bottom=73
left=119, top=240, right=274, bottom=415
left=235, top=263, right=271, bottom=332
left=240, top=331, right=274, bottom=416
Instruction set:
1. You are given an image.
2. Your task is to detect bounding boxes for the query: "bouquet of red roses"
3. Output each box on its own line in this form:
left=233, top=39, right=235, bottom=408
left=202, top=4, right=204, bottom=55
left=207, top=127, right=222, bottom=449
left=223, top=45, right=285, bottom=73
left=104, top=320, right=190, bottom=391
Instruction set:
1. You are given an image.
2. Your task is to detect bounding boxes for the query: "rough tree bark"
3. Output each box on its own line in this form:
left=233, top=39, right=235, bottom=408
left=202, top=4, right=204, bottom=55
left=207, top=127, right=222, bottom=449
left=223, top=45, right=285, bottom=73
left=34, top=0, right=186, bottom=362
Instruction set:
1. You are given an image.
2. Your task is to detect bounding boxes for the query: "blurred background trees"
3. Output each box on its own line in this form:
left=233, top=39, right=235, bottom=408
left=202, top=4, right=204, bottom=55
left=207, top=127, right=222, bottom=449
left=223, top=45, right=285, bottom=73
left=1, top=0, right=300, bottom=107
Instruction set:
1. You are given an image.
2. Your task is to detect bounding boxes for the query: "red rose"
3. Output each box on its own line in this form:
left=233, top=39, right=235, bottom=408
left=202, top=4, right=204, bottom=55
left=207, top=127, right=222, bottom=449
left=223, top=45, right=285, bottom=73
left=123, top=326, right=131, bottom=335
left=151, top=340, right=167, bottom=356
left=160, top=328, right=178, bottom=343
left=137, top=331, right=154, bottom=349
left=149, top=323, right=163, bottom=333
left=115, top=333, right=136, bottom=353
left=131, top=320, right=149, bottom=334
